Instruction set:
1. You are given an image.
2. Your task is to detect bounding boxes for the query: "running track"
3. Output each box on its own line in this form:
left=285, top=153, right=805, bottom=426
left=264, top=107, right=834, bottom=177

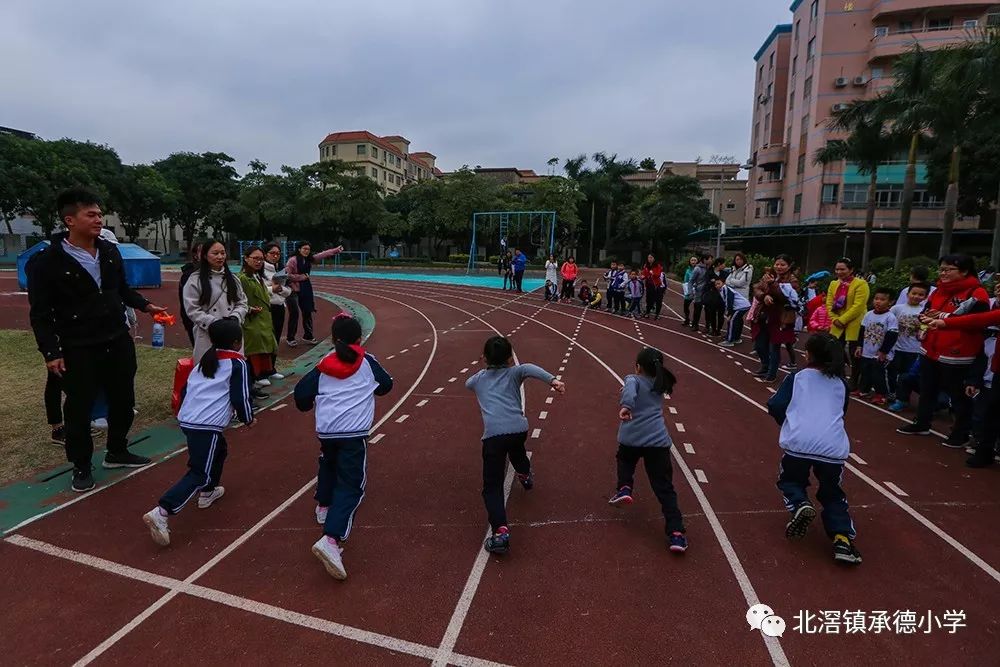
left=2, top=275, right=997, bottom=665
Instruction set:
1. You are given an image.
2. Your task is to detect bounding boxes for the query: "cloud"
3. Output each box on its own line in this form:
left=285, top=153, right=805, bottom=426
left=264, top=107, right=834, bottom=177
left=1, top=0, right=789, bottom=173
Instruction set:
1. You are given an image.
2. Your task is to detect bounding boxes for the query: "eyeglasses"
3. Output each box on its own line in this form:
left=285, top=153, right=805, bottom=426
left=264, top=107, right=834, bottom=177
left=939, top=266, right=959, bottom=273
left=248, top=256, right=264, bottom=262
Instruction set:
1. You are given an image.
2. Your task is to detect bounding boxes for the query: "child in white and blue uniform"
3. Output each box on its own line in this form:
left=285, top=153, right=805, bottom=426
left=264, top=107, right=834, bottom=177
left=143, top=318, right=254, bottom=547
left=715, top=276, right=751, bottom=346
left=767, top=333, right=862, bottom=565
left=608, top=348, right=688, bottom=553
left=294, top=314, right=393, bottom=580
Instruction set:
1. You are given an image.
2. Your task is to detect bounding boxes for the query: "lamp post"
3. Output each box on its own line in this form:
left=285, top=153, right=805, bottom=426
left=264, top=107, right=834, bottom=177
left=716, top=199, right=732, bottom=257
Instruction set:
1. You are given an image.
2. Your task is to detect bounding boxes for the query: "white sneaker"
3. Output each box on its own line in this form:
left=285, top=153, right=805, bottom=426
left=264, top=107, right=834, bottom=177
left=197, top=486, right=225, bottom=509
left=269, top=372, right=286, bottom=380
left=316, top=505, right=328, bottom=525
left=311, top=537, right=347, bottom=580
left=91, top=418, right=109, bottom=429
left=143, top=509, right=170, bottom=546
left=254, top=379, right=271, bottom=388
left=287, top=339, right=299, bottom=348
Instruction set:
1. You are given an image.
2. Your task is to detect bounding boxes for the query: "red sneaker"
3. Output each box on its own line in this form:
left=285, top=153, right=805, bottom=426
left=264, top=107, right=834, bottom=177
left=871, top=394, right=887, bottom=406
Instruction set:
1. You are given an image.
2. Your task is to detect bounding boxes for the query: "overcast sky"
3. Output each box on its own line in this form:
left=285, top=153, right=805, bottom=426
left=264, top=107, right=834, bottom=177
left=3, top=0, right=789, bottom=175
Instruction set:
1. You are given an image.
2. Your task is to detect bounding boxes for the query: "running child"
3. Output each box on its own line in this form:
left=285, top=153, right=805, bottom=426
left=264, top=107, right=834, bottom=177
left=715, top=276, right=751, bottom=347
left=608, top=348, right=687, bottom=553
left=624, top=270, right=644, bottom=318
left=853, top=287, right=899, bottom=405
left=142, top=318, right=254, bottom=546
left=294, top=314, right=393, bottom=580
left=465, top=336, right=565, bottom=554
left=767, top=333, right=861, bottom=565
left=887, top=282, right=929, bottom=409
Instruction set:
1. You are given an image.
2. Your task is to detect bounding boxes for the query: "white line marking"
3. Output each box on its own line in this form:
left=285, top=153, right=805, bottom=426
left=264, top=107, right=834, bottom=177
left=766, top=387, right=776, bottom=394
left=668, top=407, right=678, bottom=414
left=433, top=387, right=444, bottom=394
left=538, top=411, right=548, bottom=420
left=471, top=360, right=478, bottom=365
left=734, top=361, right=742, bottom=367
left=726, top=355, right=734, bottom=359
left=417, top=400, right=429, bottom=407
left=412, top=343, right=420, bottom=348
left=745, top=368, right=753, bottom=374
left=531, top=428, right=541, bottom=438
left=884, top=481, right=908, bottom=497
left=695, top=469, right=709, bottom=484
left=545, top=396, right=553, bottom=404
left=448, top=377, right=457, bottom=383
left=683, top=443, right=696, bottom=454
left=395, top=414, right=410, bottom=423
left=270, top=403, right=288, bottom=412
left=387, top=355, right=396, bottom=360
left=848, top=452, right=868, bottom=465
left=675, top=423, right=686, bottom=433
left=369, top=434, right=386, bottom=446
left=400, top=348, right=409, bottom=354
left=424, top=338, right=431, bottom=343
left=460, top=367, right=469, bottom=373
left=556, top=375, right=562, bottom=380
left=559, top=366, right=565, bottom=371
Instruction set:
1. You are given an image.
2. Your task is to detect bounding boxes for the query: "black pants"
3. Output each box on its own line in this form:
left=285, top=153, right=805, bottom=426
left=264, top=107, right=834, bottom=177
left=972, top=385, right=1000, bottom=459
left=181, top=315, right=195, bottom=346
left=315, top=436, right=368, bottom=541
left=286, top=291, right=313, bottom=341
left=610, top=290, right=625, bottom=312
left=726, top=309, right=747, bottom=343
left=691, top=301, right=704, bottom=329
left=645, top=287, right=664, bottom=317
left=616, top=445, right=684, bottom=534
left=159, top=428, right=227, bottom=514
left=839, top=335, right=861, bottom=389
left=61, top=335, right=137, bottom=469
left=561, top=279, right=575, bottom=300
left=915, top=359, right=974, bottom=437
left=704, top=304, right=723, bottom=334
left=502, top=271, right=513, bottom=290
left=776, top=454, right=854, bottom=538
left=858, top=357, right=890, bottom=396
left=682, top=298, right=693, bottom=324
left=45, top=372, right=63, bottom=425
left=890, top=351, right=919, bottom=396
left=482, top=432, right=530, bottom=531
left=513, top=270, right=524, bottom=292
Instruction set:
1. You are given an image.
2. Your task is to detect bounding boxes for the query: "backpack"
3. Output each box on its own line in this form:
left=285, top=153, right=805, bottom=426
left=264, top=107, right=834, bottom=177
left=171, top=357, right=195, bottom=415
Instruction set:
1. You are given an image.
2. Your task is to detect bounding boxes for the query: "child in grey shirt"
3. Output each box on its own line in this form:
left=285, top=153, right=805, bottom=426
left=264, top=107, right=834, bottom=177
left=609, top=347, right=688, bottom=553
left=465, top=336, right=565, bottom=554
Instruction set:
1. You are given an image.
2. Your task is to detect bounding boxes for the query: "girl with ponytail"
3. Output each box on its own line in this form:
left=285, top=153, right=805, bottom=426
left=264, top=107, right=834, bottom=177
left=610, top=347, right=687, bottom=553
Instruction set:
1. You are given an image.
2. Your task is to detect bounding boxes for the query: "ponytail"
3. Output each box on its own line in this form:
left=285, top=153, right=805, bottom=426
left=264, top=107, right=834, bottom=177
left=805, top=333, right=845, bottom=378
left=331, top=314, right=363, bottom=363
left=636, top=347, right=676, bottom=395
left=334, top=339, right=359, bottom=364
left=201, top=318, right=243, bottom=378
left=199, top=346, right=221, bottom=379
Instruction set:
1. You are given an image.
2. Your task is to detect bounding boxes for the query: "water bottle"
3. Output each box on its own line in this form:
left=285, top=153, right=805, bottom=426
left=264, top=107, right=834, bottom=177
left=152, top=322, right=165, bottom=349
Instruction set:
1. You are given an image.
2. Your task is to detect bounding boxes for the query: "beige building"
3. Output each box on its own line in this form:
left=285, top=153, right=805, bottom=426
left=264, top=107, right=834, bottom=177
left=621, top=162, right=747, bottom=230
left=317, top=131, right=442, bottom=195
left=470, top=167, right=542, bottom=185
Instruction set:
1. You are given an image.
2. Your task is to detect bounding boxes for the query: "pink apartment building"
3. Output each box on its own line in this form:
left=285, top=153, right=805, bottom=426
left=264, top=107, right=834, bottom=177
left=744, top=0, right=996, bottom=262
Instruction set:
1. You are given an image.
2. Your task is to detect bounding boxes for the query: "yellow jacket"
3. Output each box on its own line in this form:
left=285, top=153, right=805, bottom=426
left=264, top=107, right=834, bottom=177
left=826, top=277, right=870, bottom=342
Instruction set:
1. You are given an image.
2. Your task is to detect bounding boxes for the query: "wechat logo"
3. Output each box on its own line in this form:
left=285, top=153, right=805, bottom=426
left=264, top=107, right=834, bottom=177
left=747, top=603, right=786, bottom=638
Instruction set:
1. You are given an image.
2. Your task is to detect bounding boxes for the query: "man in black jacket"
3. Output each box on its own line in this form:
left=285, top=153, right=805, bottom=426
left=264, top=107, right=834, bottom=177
left=28, top=189, right=166, bottom=492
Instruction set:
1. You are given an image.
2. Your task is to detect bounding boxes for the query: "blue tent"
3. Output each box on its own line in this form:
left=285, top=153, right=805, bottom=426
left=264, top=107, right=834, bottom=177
left=17, top=241, right=162, bottom=290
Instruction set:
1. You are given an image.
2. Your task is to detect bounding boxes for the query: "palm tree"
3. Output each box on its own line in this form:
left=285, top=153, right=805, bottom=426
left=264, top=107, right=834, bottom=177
left=814, top=100, right=896, bottom=272
left=564, top=154, right=601, bottom=264
left=591, top=152, right=638, bottom=254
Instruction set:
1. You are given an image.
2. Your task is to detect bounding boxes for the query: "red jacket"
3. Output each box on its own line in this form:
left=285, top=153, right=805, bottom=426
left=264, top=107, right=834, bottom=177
left=641, top=263, right=663, bottom=289
left=940, top=304, right=1000, bottom=373
left=921, top=276, right=990, bottom=364
left=560, top=262, right=578, bottom=281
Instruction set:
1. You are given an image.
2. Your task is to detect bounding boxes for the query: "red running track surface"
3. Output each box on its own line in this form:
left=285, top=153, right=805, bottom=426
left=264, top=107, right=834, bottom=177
left=2, top=275, right=998, bottom=666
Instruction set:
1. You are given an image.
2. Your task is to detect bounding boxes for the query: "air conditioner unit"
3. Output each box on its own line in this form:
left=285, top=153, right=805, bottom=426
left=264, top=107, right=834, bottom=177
left=853, top=76, right=867, bottom=86
left=834, top=77, right=848, bottom=87
left=832, top=103, right=850, bottom=113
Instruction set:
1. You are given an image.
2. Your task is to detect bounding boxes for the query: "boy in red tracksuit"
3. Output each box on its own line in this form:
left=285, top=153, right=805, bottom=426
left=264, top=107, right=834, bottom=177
left=896, top=255, right=990, bottom=447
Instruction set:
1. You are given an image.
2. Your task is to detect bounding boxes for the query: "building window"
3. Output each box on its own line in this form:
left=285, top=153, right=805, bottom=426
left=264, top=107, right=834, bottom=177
left=766, top=82, right=773, bottom=98
left=810, top=0, right=819, bottom=21
left=372, top=147, right=378, bottom=159
left=764, top=200, right=782, bottom=217
left=793, top=194, right=802, bottom=213
left=795, top=19, right=800, bottom=40
left=802, top=113, right=810, bottom=130
left=871, top=67, right=884, bottom=79
left=754, top=122, right=760, bottom=146
left=803, top=76, right=813, bottom=99
left=758, top=65, right=764, bottom=85
left=899, top=20, right=914, bottom=33
left=789, top=90, right=795, bottom=110
left=797, top=154, right=806, bottom=175
left=331, top=145, right=337, bottom=156
left=769, top=51, right=775, bottom=69
left=725, top=201, right=737, bottom=210
left=357, top=144, right=367, bottom=156
left=807, top=37, right=816, bottom=60
left=787, top=124, right=793, bottom=143
left=928, top=18, right=952, bottom=31
left=791, top=55, right=798, bottom=77
left=962, top=19, right=978, bottom=29
left=371, top=167, right=377, bottom=177
left=765, top=113, right=772, bottom=133
left=874, top=26, right=889, bottom=38
left=821, top=184, right=839, bottom=203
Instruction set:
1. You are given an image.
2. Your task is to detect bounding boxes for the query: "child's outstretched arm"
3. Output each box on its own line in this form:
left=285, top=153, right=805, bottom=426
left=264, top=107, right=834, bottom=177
left=767, top=375, right=794, bottom=425
left=619, top=375, right=638, bottom=421
left=294, top=368, right=321, bottom=411
left=229, top=358, right=255, bottom=425
left=366, top=353, right=394, bottom=396
left=517, top=363, right=565, bottom=393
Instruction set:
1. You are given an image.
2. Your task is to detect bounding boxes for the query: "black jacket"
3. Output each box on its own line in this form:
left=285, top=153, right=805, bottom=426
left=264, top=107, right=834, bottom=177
left=27, top=232, right=150, bottom=360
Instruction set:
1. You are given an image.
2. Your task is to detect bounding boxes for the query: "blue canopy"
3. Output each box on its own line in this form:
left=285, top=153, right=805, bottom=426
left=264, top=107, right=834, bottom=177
left=17, top=241, right=162, bottom=290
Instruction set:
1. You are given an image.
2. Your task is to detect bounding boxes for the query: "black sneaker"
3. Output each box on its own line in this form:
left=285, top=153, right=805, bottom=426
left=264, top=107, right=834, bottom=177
left=668, top=531, right=688, bottom=553
left=51, top=426, right=66, bottom=446
left=832, top=536, right=862, bottom=565
left=71, top=467, right=95, bottom=493
left=483, top=527, right=510, bottom=554
left=516, top=471, right=534, bottom=491
left=785, top=503, right=817, bottom=539
left=941, top=433, right=970, bottom=449
left=251, top=389, right=270, bottom=399
left=752, top=370, right=769, bottom=378
left=896, top=423, right=931, bottom=436
left=103, top=451, right=152, bottom=469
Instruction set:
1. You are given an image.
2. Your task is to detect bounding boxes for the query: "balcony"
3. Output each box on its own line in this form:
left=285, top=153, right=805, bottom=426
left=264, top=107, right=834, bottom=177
left=754, top=179, right=784, bottom=201
left=870, top=24, right=985, bottom=61
left=757, top=143, right=788, bottom=166
left=872, top=1, right=994, bottom=21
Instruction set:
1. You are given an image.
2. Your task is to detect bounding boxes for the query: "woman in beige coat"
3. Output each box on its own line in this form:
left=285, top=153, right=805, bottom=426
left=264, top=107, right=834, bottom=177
left=183, top=239, right=249, bottom=362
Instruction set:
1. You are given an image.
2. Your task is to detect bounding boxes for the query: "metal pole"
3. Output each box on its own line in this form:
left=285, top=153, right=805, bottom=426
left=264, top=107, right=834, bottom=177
left=715, top=202, right=723, bottom=257
left=467, top=214, right=476, bottom=274
left=992, top=178, right=1000, bottom=272
left=588, top=201, right=595, bottom=265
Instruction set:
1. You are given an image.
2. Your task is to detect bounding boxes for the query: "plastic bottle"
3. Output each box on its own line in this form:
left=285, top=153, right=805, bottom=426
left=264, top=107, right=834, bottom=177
left=152, top=322, right=165, bottom=349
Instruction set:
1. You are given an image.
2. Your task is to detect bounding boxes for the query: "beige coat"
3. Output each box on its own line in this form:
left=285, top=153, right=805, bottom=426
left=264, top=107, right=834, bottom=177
left=183, top=269, right=249, bottom=360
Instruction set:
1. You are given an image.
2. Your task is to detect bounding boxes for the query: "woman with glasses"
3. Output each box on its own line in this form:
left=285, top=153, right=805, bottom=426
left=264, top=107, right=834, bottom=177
left=238, top=246, right=278, bottom=396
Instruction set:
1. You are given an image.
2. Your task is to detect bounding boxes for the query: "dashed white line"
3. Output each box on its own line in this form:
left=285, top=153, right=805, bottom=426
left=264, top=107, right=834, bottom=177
left=675, top=423, right=686, bottom=433
left=683, top=443, right=696, bottom=454
left=448, top=377, right=457, bottom=383
left=369, top=433, right=385, bottom=444
left=412, top=343, right=420, bottom=348
left=694, top=469, right=709, bottom=484
left=531, top=428, right=541, bottom=438
left=734, top=361, right=742, bottom=367
left=848, top=453, right=868, bottom=466
left=556, top=375, right=562, bottom=380
left=538, top=411, right=548, bottom=420
left=395, top=414, right=410, bottom=424
left=545, top=397, right=553, bottom=404
left=270, top=403, right=288, bottom=412
left=416, top=400, right=429, bottom=407
left=766, top=387, right=776, bottom=394
left=884, top=481, right=908, bottom=497
left=668, top=407, right=678, bottom=414
left=460, top=367, right=469, bottom=373
left=400, top=348, right=409, bottom=354
left=387, top=355, right=396, bottom=360
left=433, top=387, right=444, bottom=394
left=559, top=366, right=565, bottom=371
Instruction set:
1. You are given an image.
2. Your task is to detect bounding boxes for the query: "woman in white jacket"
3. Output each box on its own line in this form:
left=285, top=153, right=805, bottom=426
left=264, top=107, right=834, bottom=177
left=263, top=243, right=292, bottom=379
left=183, top=239, right=249, bottom=363
left=544, top=254, right=559, bottom=285
left=725, top=252, right=754, bottom=301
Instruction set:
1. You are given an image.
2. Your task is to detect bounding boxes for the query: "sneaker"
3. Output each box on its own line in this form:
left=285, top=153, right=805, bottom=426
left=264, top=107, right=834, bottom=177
left=733, top=338, right=744, bottom=345
left=287, top=339, right=299, bottom=348
left=269, top=372, right=286, bottom=380
left=254, top=378, right=271, bottom=388
left=71, top=466, right=95, bottom=493
left=870, top=394, right=888, bottom=407
left=251, top=389, right=270, bottom=400
left=941, top=433, right=970, bottom=449
left=303, top=338, right=320, bottom=346
left=142, top=508, right=170, bottom=546
left=517, top=471, right=534, bottom=490
left=103, top=451, right=152, bottom=468
left=91, top=418, right=108, bottom=429
left=197, top=486, right=225, bottom=509
left=608, top=486, right=633, bottom=506
left=484, top=527, right=510, bottom=554
left=849, top=390, right=864, bottom=398
left=762, top=376, right=778, bottom=383
left=781, top=363, right=798, bottom=372
left=51, top=426, right=66, bottom=446
left=785, top=503, right=817, bottom=539
left=668, top=531, right=688, bottom=553
left=316, top=505, right=328, bottom=525
left=719, top=341, right=736, bottom=348
left=311, top=536, right=347, bottom=580
left=887, top=400, right=907, bottom=412
left=896, top=423, right=931, bottom=436
left=832, top=535, right=862, bottom=565
left=752, top=370, right=769, bottom=379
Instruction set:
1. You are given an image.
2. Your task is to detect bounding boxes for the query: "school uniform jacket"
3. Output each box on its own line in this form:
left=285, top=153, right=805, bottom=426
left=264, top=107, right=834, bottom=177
left=767, top=368, right=850, bottom=464
left=294, top=347, right=393, bottom=439
left=177, top=352, right=254, bottom=431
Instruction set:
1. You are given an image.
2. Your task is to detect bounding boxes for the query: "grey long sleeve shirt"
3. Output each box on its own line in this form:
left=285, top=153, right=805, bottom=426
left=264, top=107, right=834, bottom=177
left=465, top=363, right=555, bottom=439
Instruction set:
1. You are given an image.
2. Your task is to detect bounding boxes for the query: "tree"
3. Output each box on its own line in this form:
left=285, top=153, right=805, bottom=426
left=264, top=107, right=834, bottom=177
left=591, top=152, right=639, bottom=253
left=116, top=164, right=177, bottom=241
left=815, top=100, right=896, bottom=272
left=639, top=157, right=657, bottom=171
left=500, top=176, right=584, bottom=253
left=546, top=156, right=559, bottom=175
left=623, top=175, right=717, bottom=257
left=154, top=152, right=239, bottom=249
left=564, top=154, right=601, bottom=263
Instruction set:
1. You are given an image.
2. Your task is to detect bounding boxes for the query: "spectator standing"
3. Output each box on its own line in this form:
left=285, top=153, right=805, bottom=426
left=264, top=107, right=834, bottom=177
left=262, top=243, right=292, bottom=377
left=726, top=252, right=754, bottom=301
left=560, top=256, right=578, bottom=301
left=826, top=258, right=870, bottom=387
left=238, top=246, right=279, bottom=393
left=285, top=241, right=343, bottom=346
left=178, top=243, right=202, bottom=346
left=511, top=249, right=527, bottom=293
left=183, top=239, right=249, bottom=363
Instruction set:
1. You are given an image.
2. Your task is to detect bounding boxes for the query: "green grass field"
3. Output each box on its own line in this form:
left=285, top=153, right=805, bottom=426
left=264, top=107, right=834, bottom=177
left=0, top=330, right=185, bottom=485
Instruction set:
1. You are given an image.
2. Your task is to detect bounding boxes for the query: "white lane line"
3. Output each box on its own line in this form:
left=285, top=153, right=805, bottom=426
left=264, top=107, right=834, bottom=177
left=695, top=469, right=709, bottom=484
left=734, top=361, right=742, bottom=367
left=744, top=368, right=752, bottom=374
left=424, top=338, right=431, bottom=343
left=471, top=360, right=478, bottom=365
left=559, top=366, right=565, bottom=371
left=270, top=403, right=288, bottom=412
left=369, top=433, right=385, bottom=444
left=400, top=348, right=409, bottom=354
left=538, top=411, right=548, bottom=420
left=848, top=453, right=868, bottom=466
left=531, top=428, right=541, bottom=439
left=387, top=355, right=396, bottom=360
left=545, top=397, right=553, bottom=404
left=412, top=343, right=420, bottom=348
left=675, top=423, right=686, bottom=433
left=460, top=367, right=469, bottom=373
left=433, top=387, right=444, bottom=394
left=432, top=455, right=531, bottom=666
left=395, top=414, right=410, bottom=424
left=726, top=355, right=734, bottom=359
left=766, top=387, right=776, bottom=394
left=668, top=407, right=678, bottom=414
left=417, top=400, right=429, bottom=407
left=884, top=481, right=908, bottom=497
left=683, top=443, right=696, bottom=454
left=448, top=377, right=458, bottom=383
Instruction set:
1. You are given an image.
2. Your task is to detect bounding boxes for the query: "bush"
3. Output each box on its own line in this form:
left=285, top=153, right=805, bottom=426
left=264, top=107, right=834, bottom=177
left=447, top=253, right=470, bottom=264
left=868, top=256, right=895, bottom=275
